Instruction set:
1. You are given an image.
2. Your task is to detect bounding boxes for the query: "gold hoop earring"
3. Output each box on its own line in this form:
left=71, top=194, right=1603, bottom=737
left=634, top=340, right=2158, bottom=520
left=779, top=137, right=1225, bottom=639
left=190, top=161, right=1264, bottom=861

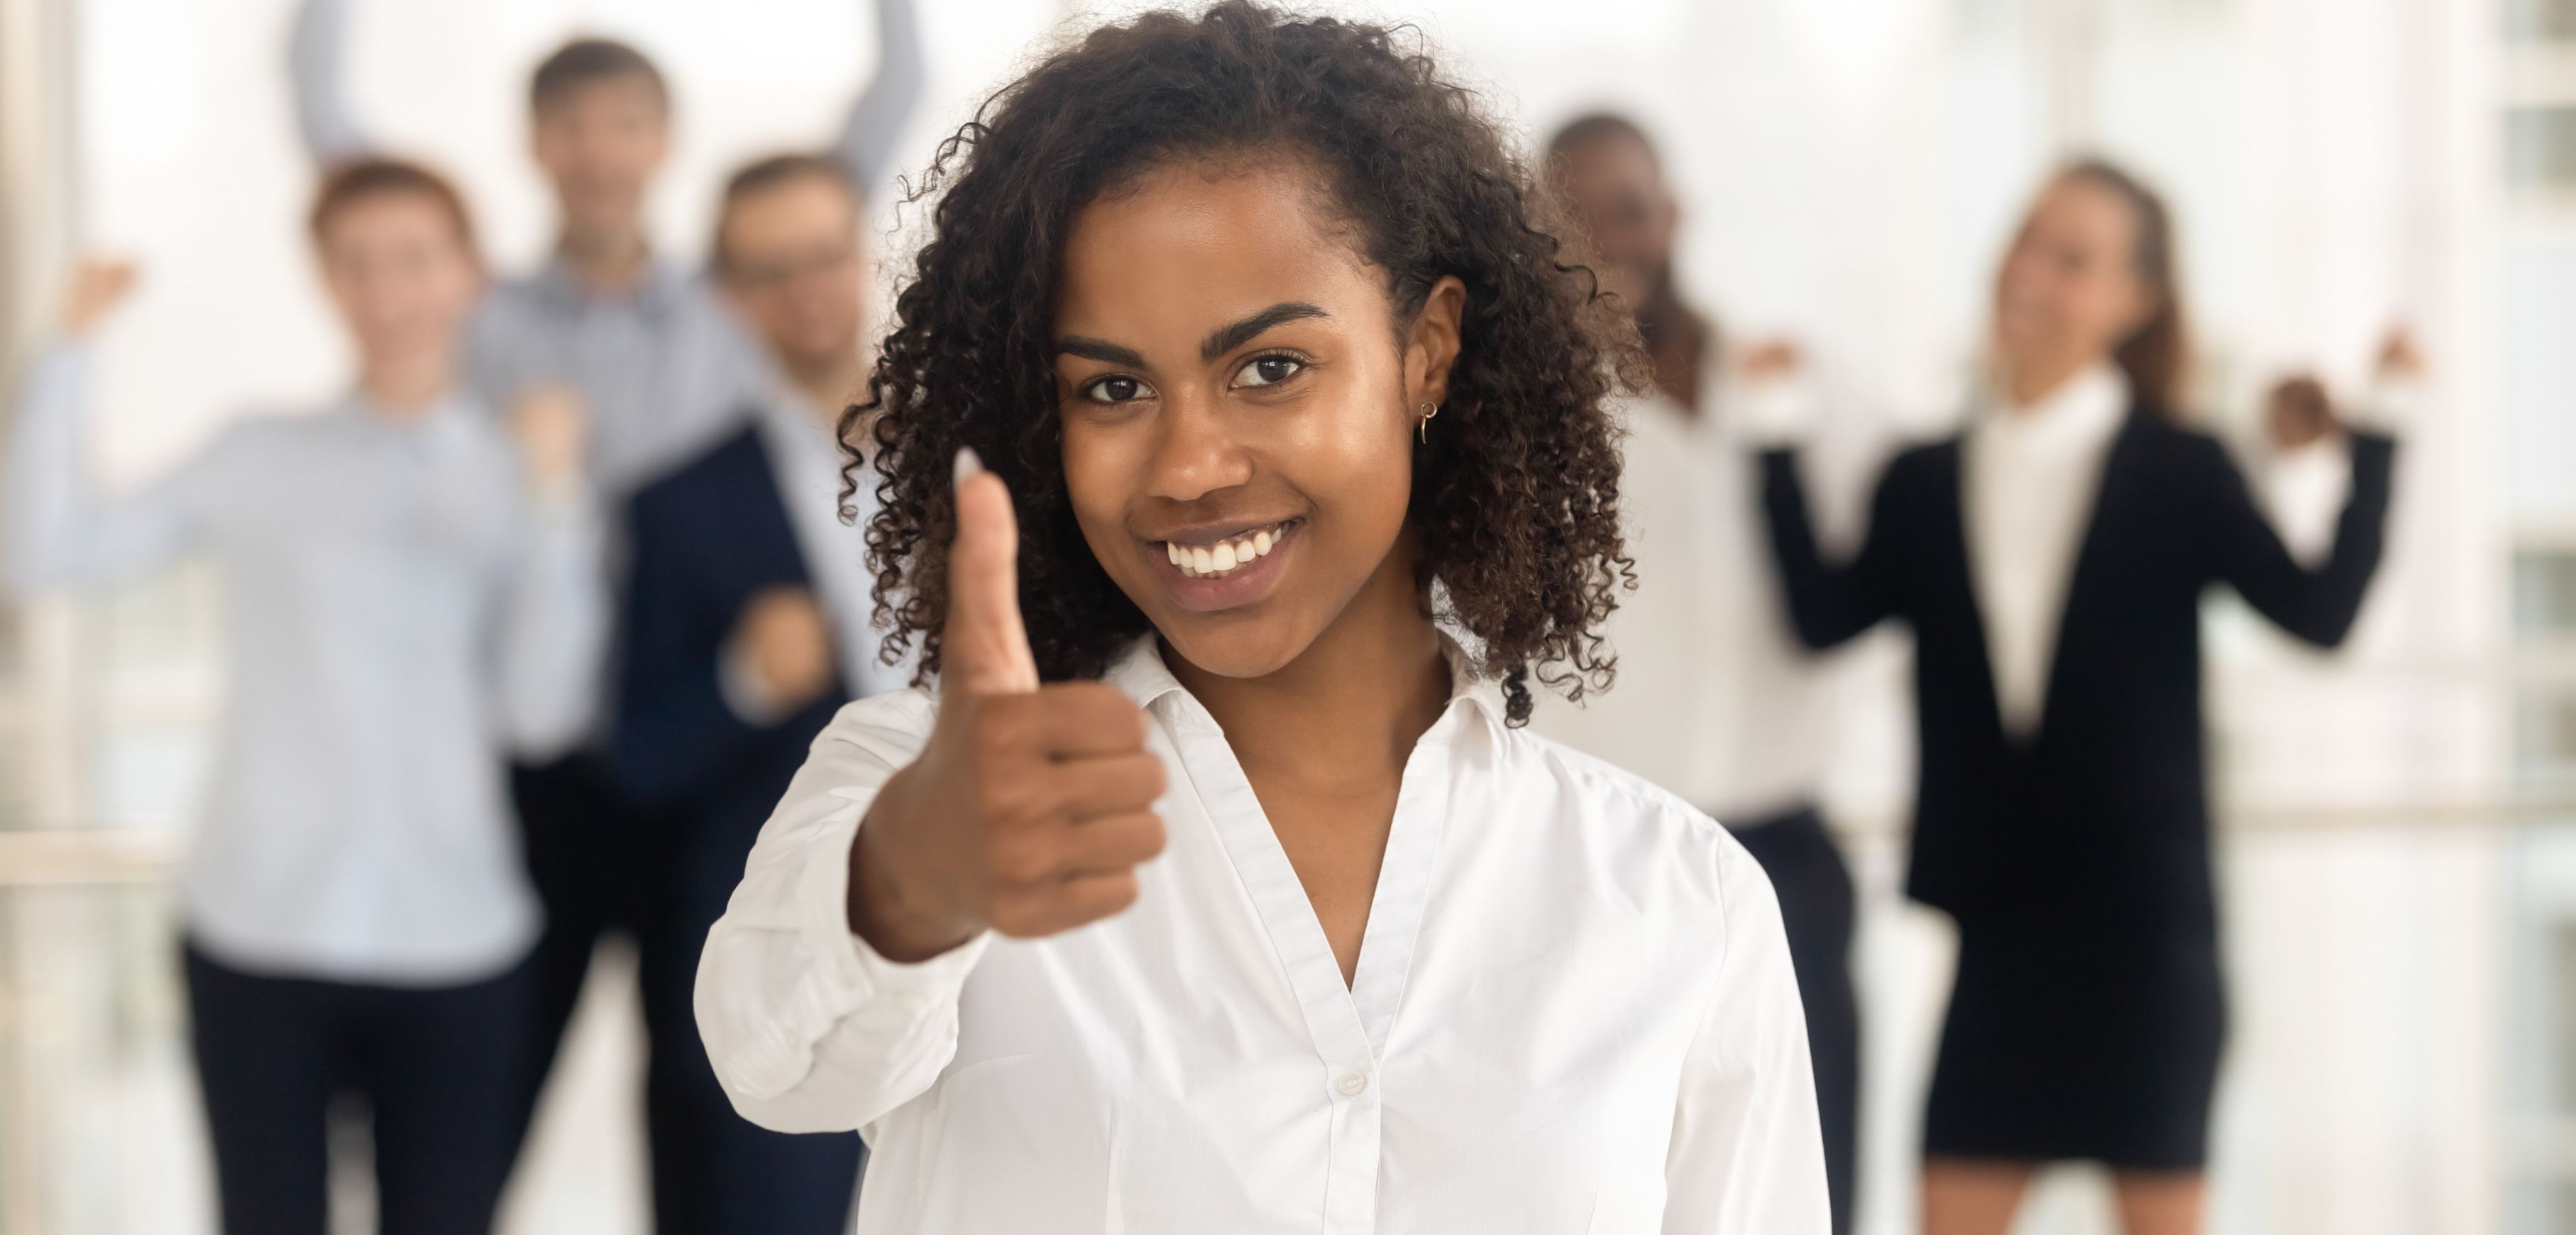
left=1417, top=402, right=1439, bottom=444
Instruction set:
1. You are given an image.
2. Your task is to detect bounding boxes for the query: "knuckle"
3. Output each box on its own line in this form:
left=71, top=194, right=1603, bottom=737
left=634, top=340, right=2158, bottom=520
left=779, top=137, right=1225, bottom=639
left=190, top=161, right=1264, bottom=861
left=1132, top=814, right=1169, bottom=861
left=973, top=698, right=1033, bottom=750
left=990, top=833, right=1057, bottom=886
left=989, top=898, right=1041, bottom=938
left=1060, top=684, right=1148, bottom=744
left=1127, top=755, right=1168, bottom=802
left=1091, top=873, right=1141, bottom=916
left=969, top=772, right=1028, bottom=825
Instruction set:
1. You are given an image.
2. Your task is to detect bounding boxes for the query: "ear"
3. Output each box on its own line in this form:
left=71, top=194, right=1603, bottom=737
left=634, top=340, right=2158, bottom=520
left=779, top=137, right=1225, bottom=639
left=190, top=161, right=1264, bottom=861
left=1405, top=275, right=1468, bottom=411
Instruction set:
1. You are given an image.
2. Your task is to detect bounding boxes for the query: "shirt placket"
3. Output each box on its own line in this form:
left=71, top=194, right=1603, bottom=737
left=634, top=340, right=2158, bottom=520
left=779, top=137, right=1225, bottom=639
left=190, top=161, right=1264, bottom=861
left=1164, top=701, right=1461, bottom=1235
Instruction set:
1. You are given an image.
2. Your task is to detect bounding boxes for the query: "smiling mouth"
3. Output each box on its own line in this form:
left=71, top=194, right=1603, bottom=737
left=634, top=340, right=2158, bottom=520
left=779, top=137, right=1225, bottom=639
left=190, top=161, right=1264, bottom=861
left=1160, top=520, right=1297, bottom=580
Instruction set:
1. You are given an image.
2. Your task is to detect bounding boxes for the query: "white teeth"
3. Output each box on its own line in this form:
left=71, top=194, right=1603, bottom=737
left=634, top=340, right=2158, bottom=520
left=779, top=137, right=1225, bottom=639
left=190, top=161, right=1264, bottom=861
left=1164, top=522, right=1287, bottom=580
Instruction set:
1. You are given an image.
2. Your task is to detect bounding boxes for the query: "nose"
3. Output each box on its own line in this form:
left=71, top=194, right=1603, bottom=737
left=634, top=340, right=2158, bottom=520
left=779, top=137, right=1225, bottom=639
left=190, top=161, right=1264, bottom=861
left=1143, top=387, right=1253, bottom=504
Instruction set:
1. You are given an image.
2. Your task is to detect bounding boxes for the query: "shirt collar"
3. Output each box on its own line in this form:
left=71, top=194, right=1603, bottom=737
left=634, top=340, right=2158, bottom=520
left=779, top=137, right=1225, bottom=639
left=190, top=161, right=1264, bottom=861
left=754, top=385, right=838, bottom=454
left=337, top=388, right=480, bottom=441
left=532, top=252, right=695, bottom=316
left=1100, top=630, right=1507, bottom=735
left=1976, top=361, right=2130, bottom=455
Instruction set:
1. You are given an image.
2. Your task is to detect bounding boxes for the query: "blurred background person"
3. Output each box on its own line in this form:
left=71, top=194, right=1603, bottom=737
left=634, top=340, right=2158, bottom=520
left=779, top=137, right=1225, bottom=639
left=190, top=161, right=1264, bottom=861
left=295, top=3, right=925, bottom=1207
left=1, top=160, right=601, bottom=1235
left=606, top=151, right=908, bottom=1234
left=1532, top=110, right=1873, bottom=1235
left=1756, top=160, right=2399, bottom=1235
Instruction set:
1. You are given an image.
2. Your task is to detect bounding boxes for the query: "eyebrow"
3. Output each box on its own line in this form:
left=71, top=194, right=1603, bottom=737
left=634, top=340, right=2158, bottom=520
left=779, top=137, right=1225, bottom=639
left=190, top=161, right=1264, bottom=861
left=1197, top=302, right=1328, bottom=362
left=1052, top=301, right=1331, bottom=371
left=1055, top=336, right=1147, bottom=368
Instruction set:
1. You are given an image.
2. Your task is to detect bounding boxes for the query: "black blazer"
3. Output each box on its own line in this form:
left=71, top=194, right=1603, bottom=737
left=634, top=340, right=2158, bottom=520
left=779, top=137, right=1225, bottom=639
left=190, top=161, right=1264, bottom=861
left=1760, top=408, right=2396, bottom=944
left=616, top=424, right=852, bottom=851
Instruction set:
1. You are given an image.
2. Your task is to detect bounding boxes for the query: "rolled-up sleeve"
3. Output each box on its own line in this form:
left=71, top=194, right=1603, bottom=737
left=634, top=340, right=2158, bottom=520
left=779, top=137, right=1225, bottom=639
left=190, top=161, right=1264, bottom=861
left=693, top=688, right=993, bottom=1135
left=1661, top=836, right=1831, bottom=1234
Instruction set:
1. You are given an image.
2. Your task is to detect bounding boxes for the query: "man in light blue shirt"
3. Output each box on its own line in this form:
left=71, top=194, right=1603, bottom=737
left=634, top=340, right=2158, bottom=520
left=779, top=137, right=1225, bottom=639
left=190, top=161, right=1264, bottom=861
left=7, top=163, right=603, bottom=1235
left=290, top=5, right=925, bottom=1219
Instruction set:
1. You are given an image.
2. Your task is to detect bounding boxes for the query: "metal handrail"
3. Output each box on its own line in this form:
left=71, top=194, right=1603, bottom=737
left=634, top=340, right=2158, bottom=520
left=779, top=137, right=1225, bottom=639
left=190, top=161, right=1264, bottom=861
left=0, top=829, right=177, bottom=885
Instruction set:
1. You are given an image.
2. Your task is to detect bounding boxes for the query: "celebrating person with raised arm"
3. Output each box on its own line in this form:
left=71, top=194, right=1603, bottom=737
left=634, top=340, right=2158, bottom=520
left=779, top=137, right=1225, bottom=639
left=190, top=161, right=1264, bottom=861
left=3, top=160, right=602, bottom=1235
left=693, top=6, right=1829, bottom=1232
left=291, top=4, right=929, bottom=1188
left=1757, top=162, right=2399, bottom=1235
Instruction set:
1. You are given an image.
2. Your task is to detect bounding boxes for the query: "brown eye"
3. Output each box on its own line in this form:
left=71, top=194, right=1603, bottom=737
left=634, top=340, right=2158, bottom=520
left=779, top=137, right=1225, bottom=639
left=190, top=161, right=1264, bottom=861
left=1082, top=375, right=1147, bottom=403
left=1235, top=355, right=1303, bottom=388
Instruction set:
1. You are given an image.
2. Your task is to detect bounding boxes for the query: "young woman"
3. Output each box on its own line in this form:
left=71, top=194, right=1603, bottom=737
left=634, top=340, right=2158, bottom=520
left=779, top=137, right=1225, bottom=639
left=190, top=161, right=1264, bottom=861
left=4, top=160, right=602, bottom=1234
left=1758, top=163, right=2398, bottom=1235
left=694, top=4, right=1829, bottom=1231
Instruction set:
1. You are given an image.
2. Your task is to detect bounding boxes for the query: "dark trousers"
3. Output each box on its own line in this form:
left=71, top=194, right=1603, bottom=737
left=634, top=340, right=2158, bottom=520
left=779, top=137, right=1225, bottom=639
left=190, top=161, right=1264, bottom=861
left=510, top=752, right=860, bottom=1235
left=1732, top=804, right=1861, bottom=1235
left=183, top=941, right=533, bottom=1235
left=504, top=752, right=656, bottom=1151
left=650, top=802, right=864, bottom=1234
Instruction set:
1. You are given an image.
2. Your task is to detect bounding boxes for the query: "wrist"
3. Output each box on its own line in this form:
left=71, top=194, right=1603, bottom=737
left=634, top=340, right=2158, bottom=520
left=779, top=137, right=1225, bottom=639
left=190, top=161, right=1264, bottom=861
left=525, top=467, right=590, bottom=514
left=847, top=770, right=982, bottom=962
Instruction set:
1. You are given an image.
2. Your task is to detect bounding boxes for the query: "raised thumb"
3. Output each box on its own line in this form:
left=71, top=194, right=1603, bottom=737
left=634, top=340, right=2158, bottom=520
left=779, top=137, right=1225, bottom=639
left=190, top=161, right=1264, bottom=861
left=940, top=447, right=1040, bottom=697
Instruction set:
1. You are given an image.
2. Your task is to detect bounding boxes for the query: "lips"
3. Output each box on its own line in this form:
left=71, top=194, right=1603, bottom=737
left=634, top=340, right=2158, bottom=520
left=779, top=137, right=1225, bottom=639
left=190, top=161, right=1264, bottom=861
left=1157, top=519, right=1295, bottom=580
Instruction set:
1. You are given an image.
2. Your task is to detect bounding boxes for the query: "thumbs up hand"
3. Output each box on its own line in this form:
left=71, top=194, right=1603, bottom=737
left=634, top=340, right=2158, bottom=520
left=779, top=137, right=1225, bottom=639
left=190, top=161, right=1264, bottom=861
left=847, top=449, right=1168, bottom=962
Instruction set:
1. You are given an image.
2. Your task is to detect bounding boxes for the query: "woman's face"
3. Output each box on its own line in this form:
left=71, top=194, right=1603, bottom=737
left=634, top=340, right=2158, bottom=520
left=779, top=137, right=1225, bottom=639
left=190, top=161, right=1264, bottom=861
left=1052, top=158, right=1462, bottom=681
left=1993, top=175, right=2152, bottom=384
left=317, top=193, right=485, bottom=375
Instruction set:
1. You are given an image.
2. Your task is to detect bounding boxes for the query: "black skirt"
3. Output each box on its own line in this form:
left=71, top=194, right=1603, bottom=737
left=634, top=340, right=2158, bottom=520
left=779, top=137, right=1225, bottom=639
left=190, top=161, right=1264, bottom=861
left=1922, top=932, right=2227, bottom=1170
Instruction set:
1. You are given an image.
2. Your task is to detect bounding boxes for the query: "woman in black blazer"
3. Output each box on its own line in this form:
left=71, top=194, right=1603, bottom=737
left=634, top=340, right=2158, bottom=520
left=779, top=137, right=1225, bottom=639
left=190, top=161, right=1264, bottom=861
left=1759, top=161, right=2396, bottom=1235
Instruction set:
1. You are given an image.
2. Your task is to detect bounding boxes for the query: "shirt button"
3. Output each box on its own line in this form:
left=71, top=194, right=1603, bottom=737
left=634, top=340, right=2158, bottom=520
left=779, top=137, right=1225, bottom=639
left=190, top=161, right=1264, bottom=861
left=1334, top=1070, right=1370, bottom=1097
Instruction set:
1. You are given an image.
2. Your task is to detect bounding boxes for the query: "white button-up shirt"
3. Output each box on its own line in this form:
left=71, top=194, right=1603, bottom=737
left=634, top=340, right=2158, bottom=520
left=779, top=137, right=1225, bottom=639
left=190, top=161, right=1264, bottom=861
left=1962, top=363, right=2131, bottom=738
left=1532, top=358, right=1880, bottom=823
left=695, top=637, right=1827, bottom=1234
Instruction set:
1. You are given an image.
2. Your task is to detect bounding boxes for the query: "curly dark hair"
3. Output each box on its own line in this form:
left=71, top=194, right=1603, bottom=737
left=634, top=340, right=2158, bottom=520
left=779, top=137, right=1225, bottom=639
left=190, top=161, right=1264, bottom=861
left=847, top=0, right=1643, bottom=725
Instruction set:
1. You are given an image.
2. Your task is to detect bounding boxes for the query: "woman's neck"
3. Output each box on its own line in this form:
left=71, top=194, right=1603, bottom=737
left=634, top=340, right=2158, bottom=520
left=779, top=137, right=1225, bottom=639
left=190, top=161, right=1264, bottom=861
left=1168, top=547, right=1450, bottom=789
left=2000, top=350, right=2102, bottom=410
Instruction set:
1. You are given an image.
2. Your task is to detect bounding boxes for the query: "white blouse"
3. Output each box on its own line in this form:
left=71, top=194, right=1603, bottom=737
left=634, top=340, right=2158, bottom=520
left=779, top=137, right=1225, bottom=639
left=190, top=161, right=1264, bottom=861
left=695, top=637, right=1827, bottom=1234
left=1961, top=363, right=2130, bottom=737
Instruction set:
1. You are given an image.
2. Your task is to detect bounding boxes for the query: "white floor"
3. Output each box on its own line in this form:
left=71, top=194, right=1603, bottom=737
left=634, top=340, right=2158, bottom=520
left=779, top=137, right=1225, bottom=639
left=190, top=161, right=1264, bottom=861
left=0, top=813, right=2541, bottom=1235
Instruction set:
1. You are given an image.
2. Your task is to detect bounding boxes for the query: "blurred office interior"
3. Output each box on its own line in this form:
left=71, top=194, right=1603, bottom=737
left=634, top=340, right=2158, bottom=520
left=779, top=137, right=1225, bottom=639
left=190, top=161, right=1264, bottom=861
left=0, top=0, right=2570, bottom=1231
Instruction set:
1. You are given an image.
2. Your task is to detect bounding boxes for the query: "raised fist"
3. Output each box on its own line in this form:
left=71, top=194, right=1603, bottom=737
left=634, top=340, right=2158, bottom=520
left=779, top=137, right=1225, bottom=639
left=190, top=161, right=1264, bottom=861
left=507, top=383, right=589, bottom=492
left=59, top=260, right=138, bottom=336
left=735, top=586, right=837, bottom=713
